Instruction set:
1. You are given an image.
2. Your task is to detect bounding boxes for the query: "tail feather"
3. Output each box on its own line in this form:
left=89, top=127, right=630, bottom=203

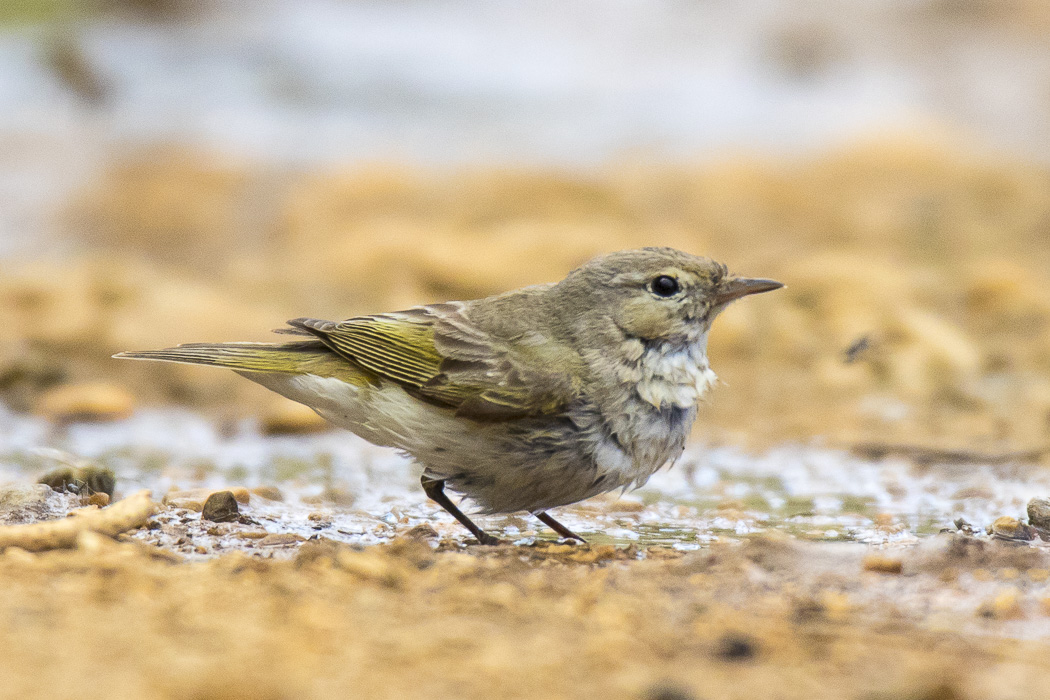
left=114, top=341, right=330, bottom=374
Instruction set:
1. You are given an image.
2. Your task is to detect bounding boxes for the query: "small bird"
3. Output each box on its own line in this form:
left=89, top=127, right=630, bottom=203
left=116, top=247, right=782, bottom=544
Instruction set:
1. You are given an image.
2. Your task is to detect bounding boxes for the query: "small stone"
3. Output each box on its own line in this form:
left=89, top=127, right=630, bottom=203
left=608, top=499, right=646, bottom=512
left=402, top=523, right=439, bottom=540
left=201, top=491, right=239, bottom=523
left=164, top=487, right=250, bottom=513
left=714, top=632, right=757, bottom=661
left=952, top=486, right=994, bottom=500
left=236, top=530, right=269, bottom=539
left=301, top=487, right=355, bottom=506
left=259, top=533, right=305, bottom=547
left=863, top=554, right=903, bottom=574
left=0, top=483, right=68, bottom=525
left=307, top=511, right=333, bottom=529
left=260, top=399, right=330, bottom=435
left=1028, top=568, right=1049, bottom=582
left=1027, top=497, right=1050, bottom=530
left=35, top=382, right=135, bottom=423
left=978, top=589, right=1025, bottom=620
left=991, top=516, right=1036, bottom=542
left=646, top=684, right=697, bottom=700
left=83, top=492, right=110, bottom=508
left=250, top=486, right=284, bottom=502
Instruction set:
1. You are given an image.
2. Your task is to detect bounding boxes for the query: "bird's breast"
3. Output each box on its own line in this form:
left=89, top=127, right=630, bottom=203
left=616, top=340, right=717, bottom=410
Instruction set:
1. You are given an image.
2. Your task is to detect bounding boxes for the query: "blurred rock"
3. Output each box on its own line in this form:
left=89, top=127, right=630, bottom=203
left=991, top=516, right=1036, bottom=542
left=863, top=554, right=903, bottom=574
left=714, top=632, right=757, bottom=661
left=0, top=484, right=67, bottom=525
left=1026, top=497, right=1050, bottom=530
left=401, top=523, right=439, bottom=541
left=251, top=486, right=284, bottom=502
left=35, top=382, right=135, bottom=423
left=84, top=492, right=111, bottom=508
left=306, top=511, right=333, bottom=529
left=977, top=589, right=1025, bottom=620
left=301, top=487, right=356, bottom=507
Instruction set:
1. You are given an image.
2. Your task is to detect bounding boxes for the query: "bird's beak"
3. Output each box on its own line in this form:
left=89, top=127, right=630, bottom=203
left=714, top=277, right=784, bottom=305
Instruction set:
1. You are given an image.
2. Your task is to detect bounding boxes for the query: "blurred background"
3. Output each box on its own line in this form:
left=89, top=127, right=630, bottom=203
left=2, top=0, right=1050, bottom=450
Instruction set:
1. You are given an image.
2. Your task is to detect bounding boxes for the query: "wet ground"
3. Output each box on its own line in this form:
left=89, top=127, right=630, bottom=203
left=4, top=405, right=1050, bottom=700
left=3, top=406, right=1047, bottom=553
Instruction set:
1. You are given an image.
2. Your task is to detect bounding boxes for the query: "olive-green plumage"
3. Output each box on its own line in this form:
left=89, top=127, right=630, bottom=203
left=116, top=247, right=782, bottom=543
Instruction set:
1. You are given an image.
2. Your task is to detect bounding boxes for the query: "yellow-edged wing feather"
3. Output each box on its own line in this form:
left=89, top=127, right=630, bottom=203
left=288, top=304, right=579, bottom=419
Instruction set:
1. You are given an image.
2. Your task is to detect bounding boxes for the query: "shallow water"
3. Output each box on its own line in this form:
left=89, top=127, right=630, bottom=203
left=1, top=405, right=1044, bottom=550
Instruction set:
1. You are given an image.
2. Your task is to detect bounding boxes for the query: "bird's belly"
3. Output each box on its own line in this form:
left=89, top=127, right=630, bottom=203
left=249, top=372, right=594, bottom=512
left=590, top=409, right=691, bottom=493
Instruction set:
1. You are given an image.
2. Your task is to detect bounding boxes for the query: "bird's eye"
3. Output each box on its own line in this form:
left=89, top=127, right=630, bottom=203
left=650, top=275, right=680, bottom=297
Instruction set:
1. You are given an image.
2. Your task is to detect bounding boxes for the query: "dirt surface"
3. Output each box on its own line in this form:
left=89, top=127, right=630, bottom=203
left=2, top=142, right=1050, bottom=698
left=2, top=533, right=1050, bottom=700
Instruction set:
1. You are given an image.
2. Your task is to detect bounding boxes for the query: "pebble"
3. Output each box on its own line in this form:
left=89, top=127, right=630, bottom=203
left=990, top=516, right=1036, bottom=542
left=607, top=499, right=646, bottom=512
left=863, top=554, right=903, bottom=574
left=163, top=487, right=250, bottom=512
left=402, top=523, right=439, bottom=540
left=301, top=487, right=355, bottom=506
left=0, top=483, right=67, bottom=525
left=201, top=491, right=239, bottom=523
left=978, top=589, right=1025, bottom=620
left=34, top=382, right=135, bottom=423
left=250, top=486, right=284, bottom=502
left=307, top=511, right=333, bottom=529
left=83, top=492, right=110, bottom=508
left=1026, top=497, right=1050, bottom=530
left=714, top=632, right=757, bottom=661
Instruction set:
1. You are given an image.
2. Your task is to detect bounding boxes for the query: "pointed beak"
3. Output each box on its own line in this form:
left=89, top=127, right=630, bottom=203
left=714, top=277, right=784, bottom=305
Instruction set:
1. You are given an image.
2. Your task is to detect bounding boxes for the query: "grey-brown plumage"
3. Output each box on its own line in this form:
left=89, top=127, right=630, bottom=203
left=117, top=247, right=782, bottom=543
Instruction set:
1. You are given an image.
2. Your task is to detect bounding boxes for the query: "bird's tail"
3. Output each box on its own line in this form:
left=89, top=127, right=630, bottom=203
left=114, top=341, right=330, bottom=374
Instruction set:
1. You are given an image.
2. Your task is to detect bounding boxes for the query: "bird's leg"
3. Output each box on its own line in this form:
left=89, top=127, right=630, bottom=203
left=420, top=475, right=502, bottom=546
left=535, top=511, right=587, bottom=543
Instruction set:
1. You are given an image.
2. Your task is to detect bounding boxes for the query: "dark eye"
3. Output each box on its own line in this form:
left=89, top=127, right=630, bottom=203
left=650, top=275, right=680, bottom=297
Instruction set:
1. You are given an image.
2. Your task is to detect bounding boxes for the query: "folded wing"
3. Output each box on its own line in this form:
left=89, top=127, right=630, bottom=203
left=288, top=303, right=579, bottom=420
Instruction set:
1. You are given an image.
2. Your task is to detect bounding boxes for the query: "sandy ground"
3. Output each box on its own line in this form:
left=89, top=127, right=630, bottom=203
left=1, top=143, right=1050, bottom=698
left=2, top=532, right=1050, bottom=700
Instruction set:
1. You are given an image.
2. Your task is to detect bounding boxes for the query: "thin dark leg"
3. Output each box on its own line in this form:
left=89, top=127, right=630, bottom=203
left=535, top=512, right=587, bottom=543
left=421, top=476, right=501, bottom=545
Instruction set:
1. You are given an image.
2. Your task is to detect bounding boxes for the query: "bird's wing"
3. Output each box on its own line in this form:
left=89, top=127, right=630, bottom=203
left=286, top=303, right=580, bottom=420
